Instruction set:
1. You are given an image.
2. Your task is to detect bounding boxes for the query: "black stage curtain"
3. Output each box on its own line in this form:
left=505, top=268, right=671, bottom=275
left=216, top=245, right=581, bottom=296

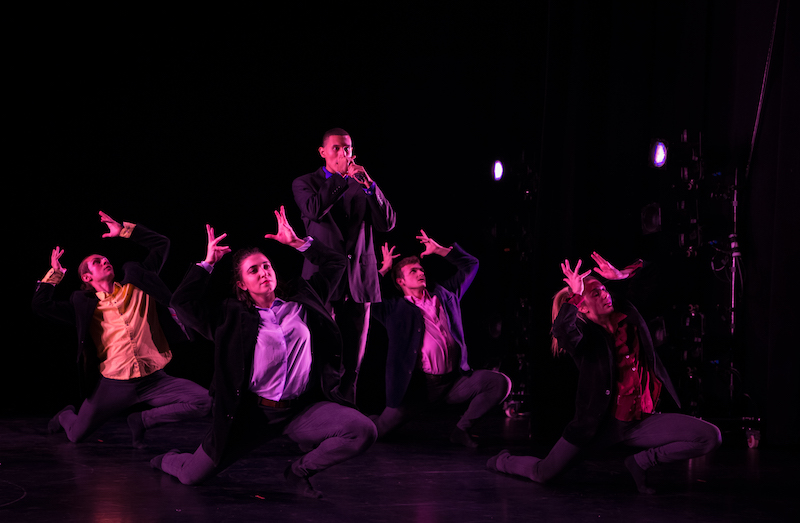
left=531, top=0, right=798, bottom=446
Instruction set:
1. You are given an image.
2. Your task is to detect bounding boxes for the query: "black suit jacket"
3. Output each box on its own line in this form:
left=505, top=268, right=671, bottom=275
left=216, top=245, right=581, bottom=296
left=169, top=239, right=348, bottom=466
left=552, top=297, right=681, bottom=448
left=292, top=167, right=396, bottom=303
left=31, top=224, right=186, bottom=395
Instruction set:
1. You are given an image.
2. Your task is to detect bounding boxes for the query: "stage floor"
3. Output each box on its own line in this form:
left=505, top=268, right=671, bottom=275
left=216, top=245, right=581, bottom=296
left=0, top=411, right=794, bottom=522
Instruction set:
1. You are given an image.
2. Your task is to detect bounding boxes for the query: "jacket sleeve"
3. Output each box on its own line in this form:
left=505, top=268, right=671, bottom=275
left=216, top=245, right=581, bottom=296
left=128, top=224, right=170, bottom=275
left=292, top=173, right=349, bottom=222
left=439, top=243, right=479, bottom=299
left=31, top=281, right=77, bottom=327
left=170, top=265, right=218, bottom=342
left=364, top=183, right=396, bottom=233
left=554, top=303, right=613, bottom=447
left=563, top=346, right=614, bottom=447
left=551, top=301, right=585, bottom=356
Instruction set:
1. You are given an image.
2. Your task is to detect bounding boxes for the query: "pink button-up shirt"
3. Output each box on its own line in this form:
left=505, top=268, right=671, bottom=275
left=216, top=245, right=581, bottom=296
left=405, top=291, right=457, bottom=375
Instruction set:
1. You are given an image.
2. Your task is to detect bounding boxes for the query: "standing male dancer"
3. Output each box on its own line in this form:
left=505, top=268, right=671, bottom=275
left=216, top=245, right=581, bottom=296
left=32, top=211, right=211, bottom=448
left=292, top=128, right=396, bottom=403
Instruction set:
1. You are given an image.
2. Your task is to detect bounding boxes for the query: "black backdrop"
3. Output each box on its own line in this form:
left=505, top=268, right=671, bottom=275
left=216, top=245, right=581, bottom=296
left=10, top=2, right=798, bottom=446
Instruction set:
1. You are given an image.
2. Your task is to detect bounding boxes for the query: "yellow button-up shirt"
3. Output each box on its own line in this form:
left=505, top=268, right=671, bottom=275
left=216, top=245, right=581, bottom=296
left=90, top=282, right=172, bottom=380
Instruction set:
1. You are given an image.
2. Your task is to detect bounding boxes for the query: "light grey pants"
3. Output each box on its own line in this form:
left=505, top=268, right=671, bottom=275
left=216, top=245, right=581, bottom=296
left=493, top=413, right=722, bottom=482
left=58, top=370, right=211, bottom=442
left=160, top=401, right=377, bottom=485
left=374, top=369, right=512, bottom=437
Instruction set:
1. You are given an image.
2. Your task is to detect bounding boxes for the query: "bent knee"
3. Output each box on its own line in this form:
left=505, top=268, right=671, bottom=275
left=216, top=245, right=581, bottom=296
left=189, top=394, right=212, bottom=416
left=177, top=473, right=205, bottom=486
left=488, top=371, right=513, bottom=403
left=64, top=426, right=89, bottom=443
left=358, top=418, right=379, bottom=448
left=66, top=433, right=85, bottom=444
left=705, top=424, right=723, bottom=452
left=500, top=373, right=513, bottom=401
left=349, top=416, right=378, bottom=451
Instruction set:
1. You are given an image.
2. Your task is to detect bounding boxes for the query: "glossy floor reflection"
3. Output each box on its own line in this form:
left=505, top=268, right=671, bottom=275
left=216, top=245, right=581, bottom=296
left=0, top=411, right=794, bottom=522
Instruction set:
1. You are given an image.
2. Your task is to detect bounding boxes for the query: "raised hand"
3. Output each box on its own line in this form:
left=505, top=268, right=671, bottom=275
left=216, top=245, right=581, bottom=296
left=379, top=242, right=400, bottom=276
left=264, top=205, right=304, bottom=248
left=204, top=224, right=231, bottom=266
left=591, top=252, right=633, bottom=280
left=417, top=229, right=450, bottom=258
left=345, top=155, right=373, bottom=187
left=561, top=259, right=592, bottom=296
left=99, top=211, right=123, bottom=238
left=51, top=246, right=65, bottom=272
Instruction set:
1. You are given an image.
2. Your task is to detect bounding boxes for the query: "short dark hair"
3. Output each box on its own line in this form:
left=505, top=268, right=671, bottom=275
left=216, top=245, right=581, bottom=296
left=78, top=255, right=100, bottom=292
left=321, top=128, right=350, bottom=146
left=392, top=256, right=422, bottom=291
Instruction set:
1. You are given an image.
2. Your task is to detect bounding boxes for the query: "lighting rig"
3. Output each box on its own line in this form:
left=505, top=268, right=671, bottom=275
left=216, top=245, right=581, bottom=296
left=488, top=153, right=538, bottom=420
left=645, top=132, right=759, bottom=446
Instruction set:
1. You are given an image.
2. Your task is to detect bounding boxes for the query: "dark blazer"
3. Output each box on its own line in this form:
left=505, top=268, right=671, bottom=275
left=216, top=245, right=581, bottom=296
left=31, top=225, right=185, bottom=395
left=371, top=244, right=479, bottom=408
left=169, top=239, right=348, bottom=465
left=552, top=297, right=681, bottom=448
left=292, top=167, right=396, bottom=303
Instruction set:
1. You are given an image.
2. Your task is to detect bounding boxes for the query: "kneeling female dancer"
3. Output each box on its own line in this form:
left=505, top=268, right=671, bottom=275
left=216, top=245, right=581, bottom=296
left=151, top=207, right=376, bottom=498
left=488, top=253, right=721, bottom=494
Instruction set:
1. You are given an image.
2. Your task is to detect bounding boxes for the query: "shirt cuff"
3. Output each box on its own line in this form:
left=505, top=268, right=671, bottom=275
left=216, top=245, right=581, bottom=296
left=41, top=268, right=66, bottom=285
left=363, top=181, right=376, bottom=195
left=297, top=236, right=313, bottom=252
left=120, top=222, right=136, bottom=239
left=198, top=261, right=214, bottom=273
left=568, top=294, right=585, bottom=307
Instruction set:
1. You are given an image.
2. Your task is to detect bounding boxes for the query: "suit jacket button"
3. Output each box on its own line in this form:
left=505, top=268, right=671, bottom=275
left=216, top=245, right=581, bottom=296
left=605, top=390, right=611, bottom=396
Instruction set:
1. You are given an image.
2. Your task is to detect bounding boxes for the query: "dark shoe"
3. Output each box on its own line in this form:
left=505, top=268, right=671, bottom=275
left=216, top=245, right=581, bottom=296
left=625, top=455, right=656, bottom=495
left=450, top=427, right=479, bottom=448
left=127, top=412, right=147, bottom=449
left=47, top=405, right=75, bottom=434
left=284, top=464, right=323, bottom=499
left=486, top=449, right=511, bottom=472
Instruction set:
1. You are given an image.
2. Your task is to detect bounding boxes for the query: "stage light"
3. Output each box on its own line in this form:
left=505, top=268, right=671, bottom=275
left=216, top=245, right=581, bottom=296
left=493, top=160, right=504, bottom=181
left=651, top=140, right=668, bottom=168
left=641, top=202, right=662, bottom=234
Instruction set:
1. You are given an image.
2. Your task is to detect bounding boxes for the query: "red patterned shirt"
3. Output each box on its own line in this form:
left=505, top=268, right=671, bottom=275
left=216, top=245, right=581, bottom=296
left=610, top=311, right=662, bottom=421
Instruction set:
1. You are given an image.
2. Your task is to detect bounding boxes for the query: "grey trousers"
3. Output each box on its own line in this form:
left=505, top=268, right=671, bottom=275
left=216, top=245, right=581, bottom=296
left=374, top=369, right=512, bottom=437
left=331, top=298, right=371, bottom=404
left=160, top=400, right=377, bottom=485
left=58, top=370, right=211, bottom=443
left=493, top=413, right=722, bottom=482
